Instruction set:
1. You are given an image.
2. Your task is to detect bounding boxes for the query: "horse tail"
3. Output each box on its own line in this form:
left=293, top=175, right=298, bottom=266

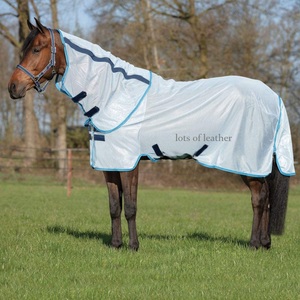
left=267, top=158, right=290, bottom=235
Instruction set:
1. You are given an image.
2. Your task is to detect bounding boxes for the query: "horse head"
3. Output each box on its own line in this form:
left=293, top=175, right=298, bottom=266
left=8, top=18, right=66, bottom=99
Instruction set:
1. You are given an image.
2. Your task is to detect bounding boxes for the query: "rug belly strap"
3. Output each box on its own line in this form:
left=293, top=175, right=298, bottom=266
left=193, top=144, right=209, bottom=157
left=84, top=106, right=100, bottom=118
left=72, top=91, right=87, bottom=103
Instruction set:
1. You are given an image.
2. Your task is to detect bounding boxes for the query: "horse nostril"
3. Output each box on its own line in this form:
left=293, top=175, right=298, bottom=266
left=11, top=83, right=16, bottom=92
left=8, top=81, right=19, bottom=99
left=8, top=81, right=14, bottom=92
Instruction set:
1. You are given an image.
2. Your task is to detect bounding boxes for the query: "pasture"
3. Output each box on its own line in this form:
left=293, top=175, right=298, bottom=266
left=1, top=177, right=299, bottom=299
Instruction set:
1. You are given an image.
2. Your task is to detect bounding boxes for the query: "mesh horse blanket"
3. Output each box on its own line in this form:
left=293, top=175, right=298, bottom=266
left=56, top=31, right=295, bottom=177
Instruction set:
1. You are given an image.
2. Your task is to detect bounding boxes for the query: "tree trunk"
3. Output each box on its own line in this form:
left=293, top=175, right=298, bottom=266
left=50, top=0, right=67, bottom=178
left=141, top=0, right=160, bottom=71
left=18, top=0, right=40, bottom=164
left=23, top=91, right=39, bottom=166
left=54, top=94, right=67, bottom=178
left=188, top=0, right=208, bottom=78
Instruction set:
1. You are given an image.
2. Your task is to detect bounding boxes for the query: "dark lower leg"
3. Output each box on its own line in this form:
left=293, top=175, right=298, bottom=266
left=242, top=177, right=266, bottom=249
left=260, top=193, right=271, bottom=249
left=104, top=171, right=123, bottom=248
left=120, top=167, right=139, bottom=251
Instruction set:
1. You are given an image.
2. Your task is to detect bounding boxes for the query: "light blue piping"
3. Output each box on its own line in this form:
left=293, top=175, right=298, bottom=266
left=91, top=155, right=295, bottom=176
left=271, top=96, right=296, bottom=176
left=55, top=30, right=71, bottom=97
left=89, top=95, right=294, bottom=176
left=88, top=71, right=153, bottom=134
left=273, top=96, right=282, bottom=153
left=274, top=155, right=296, bottom=176
left=55, top=30, right=87, bottom=115
left=195, top=161, right=268, bottom=178
left=55, top=29, right=152, bottom=131
left=90, top=154, right=159, bottom=172
left=90, top=154, right=272, bottom=176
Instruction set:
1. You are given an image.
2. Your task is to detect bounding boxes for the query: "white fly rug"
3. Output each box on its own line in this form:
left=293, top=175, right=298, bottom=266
left=56, top=30, right=295, bottom=177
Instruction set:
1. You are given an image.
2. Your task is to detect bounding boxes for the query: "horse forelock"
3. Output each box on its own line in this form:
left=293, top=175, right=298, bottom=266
left=21, top=29, right=39, bottom=58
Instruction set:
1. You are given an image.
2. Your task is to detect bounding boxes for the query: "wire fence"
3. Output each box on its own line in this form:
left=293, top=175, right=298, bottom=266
left=0, top=146, right=99, bottom=188
left=1, top=145, right=298, bottom=194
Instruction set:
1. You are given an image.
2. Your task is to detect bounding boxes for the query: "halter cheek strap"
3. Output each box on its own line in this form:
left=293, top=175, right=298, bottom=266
left=17, top=28, right=56, bottom=93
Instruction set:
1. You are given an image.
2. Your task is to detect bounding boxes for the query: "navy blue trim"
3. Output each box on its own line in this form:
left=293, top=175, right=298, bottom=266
left=84, top=106, right=100, bottom=117
left=88, top=71, right=152, bottom=134
left=152, top=144, right=164, bottom=157
left=64, top=37, right=150, bottom=85
left=90, top=134, right=105, bottom=141
left=194, top=144, right=208, bottom=157
left=72, top=91, right=87, bottom=103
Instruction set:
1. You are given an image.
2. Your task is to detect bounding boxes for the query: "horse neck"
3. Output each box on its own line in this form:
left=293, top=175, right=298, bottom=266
left=54, top=30, right=67, bottom=76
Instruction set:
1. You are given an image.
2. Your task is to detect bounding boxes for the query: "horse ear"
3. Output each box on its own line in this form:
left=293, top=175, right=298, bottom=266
left=34, top=17, right=46, bottom=34
left=27, top=19, right=36, bottom=31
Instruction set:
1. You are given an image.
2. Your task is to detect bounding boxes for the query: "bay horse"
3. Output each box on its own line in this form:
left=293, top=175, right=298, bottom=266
left=8, top=19, right=295, bottom=251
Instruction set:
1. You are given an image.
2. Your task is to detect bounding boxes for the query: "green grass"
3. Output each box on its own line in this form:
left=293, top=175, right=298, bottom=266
left=1, top=180, right=300, bottom=299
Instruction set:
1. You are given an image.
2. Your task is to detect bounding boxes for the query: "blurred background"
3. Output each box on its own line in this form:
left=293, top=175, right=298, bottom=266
left=0, top=0, right=299, bottom=189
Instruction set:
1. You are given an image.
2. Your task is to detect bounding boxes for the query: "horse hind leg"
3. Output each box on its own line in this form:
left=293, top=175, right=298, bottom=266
left=242, top=176, right=270, bottom=249
left=260, top=180, right=271, bottom=249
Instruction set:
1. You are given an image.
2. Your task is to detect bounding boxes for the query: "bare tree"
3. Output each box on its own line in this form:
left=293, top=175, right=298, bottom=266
left=90, top=0, right=235, bottom=79
left=0, top=0, right=41, bottom=164
left=140, top=0, right=160, bottom=71
left=0, top=39, right=14, bottom=141
left=0, top=0, right=73, bottom=173
left=50, top=0, right=67, bottom=177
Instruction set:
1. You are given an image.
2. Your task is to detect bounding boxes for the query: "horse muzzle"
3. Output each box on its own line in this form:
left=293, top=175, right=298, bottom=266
left=8, top=79, right=27, bottom=99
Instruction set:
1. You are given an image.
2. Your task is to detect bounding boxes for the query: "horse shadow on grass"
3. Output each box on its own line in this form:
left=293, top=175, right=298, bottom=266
left=188, top=232, right=249, bottom=248
left=46, top=225, right=249, bottom=249
left=46, top=225, right=111, bottom=247
left=139, top=232, right=249, bottom=248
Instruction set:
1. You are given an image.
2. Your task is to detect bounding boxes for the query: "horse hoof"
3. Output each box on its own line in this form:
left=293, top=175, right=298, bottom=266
left=249, top=241, right=261, bottom=250
left=111, top=240, right=123, bottom=249
left=249, top=241, right=271, bottom=250
left=261, top=239, right=271, bottom=250
left=261, top=243, right=271, bottom=250
left=129, top=242, right=139, bottom=251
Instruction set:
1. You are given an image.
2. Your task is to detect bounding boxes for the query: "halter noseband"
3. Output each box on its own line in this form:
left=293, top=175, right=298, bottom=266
left=17, top=28, right=56, bottom=93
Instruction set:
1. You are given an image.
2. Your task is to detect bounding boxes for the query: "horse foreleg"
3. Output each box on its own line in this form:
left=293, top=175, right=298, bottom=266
left=242, top=176, right=269, bottom=249
left=120, top=166, right=139, bottom=251
left=103, top=171, right=123, bottom=249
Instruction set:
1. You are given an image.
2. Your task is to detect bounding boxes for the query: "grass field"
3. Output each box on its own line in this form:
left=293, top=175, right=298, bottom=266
left=1, top=178, right=300, bottom=299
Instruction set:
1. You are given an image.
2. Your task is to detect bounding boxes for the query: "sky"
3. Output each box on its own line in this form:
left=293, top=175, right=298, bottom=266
left=0, top=0, right=96, bottom=36
left=56, top=0, right=96, bottom=34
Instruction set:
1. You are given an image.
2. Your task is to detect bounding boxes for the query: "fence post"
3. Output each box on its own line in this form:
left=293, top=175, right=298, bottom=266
left=67, top=149, right=72, bottom=197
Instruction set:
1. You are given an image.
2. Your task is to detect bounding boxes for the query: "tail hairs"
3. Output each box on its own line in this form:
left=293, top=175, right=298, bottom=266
left=267, top=157, right=290, bottom=235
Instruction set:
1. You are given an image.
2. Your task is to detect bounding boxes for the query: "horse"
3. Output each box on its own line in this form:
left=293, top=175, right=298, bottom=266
left=8, top=19, right=295, bottom=251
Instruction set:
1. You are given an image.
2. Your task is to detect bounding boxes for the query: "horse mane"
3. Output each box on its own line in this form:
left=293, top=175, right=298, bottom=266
left=21, top=28, right=39, bottom=57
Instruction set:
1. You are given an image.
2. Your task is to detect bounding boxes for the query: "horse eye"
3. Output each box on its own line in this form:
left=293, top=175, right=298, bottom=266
left=33, top=48, right=40, bottom=54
